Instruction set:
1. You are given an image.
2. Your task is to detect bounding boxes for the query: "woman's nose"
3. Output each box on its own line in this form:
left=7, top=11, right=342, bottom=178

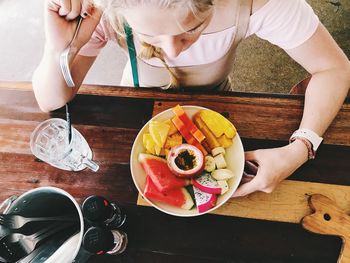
left=161, top=36, right=186, bottom=59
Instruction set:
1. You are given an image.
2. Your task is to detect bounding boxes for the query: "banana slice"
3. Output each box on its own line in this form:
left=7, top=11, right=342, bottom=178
left=213, top=153, right=226, bottom=169
left=204, top=155, right=216, bottom=172
left=211, top=169, right=235, bottom=180
left=211, top=147, right=225, bottom=157
left=217, top=180, right=229, bottom=195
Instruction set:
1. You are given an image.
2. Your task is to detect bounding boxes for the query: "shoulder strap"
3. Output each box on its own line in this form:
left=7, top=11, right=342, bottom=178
left=231, top=0, right=253, bottom=50
left=123, top=23, right=140, bottom=87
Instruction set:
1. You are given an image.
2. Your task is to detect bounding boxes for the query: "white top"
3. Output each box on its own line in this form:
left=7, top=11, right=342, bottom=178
left=80, top=0, right=319, bottom=67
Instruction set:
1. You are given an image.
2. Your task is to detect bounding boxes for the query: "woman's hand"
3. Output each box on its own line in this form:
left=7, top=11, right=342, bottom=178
left=45, top=0, right=102, bottom=52
left=232, top=140, right=309, bottom=197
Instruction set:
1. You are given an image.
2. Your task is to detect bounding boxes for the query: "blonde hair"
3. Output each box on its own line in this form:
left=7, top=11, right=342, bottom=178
left=93, top=0, right=214, bottom=89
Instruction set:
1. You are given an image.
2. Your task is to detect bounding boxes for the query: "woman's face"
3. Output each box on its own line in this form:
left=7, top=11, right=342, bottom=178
left=123, top=5, right=213, bottom=58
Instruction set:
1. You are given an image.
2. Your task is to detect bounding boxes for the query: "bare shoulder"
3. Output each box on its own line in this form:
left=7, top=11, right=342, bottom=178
left=252, top=0, right=270, bottom=14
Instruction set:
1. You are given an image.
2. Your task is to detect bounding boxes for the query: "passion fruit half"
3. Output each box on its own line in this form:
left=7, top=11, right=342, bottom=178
left=167, top=144, right=204, bottom=178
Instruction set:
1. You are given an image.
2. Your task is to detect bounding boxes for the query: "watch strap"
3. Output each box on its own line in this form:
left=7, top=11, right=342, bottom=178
left=290, top=129, right=323, bottom=152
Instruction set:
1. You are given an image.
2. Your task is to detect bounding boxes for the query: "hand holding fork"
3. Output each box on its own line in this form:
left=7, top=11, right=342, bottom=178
left=44, top=0, right=102, bottom=87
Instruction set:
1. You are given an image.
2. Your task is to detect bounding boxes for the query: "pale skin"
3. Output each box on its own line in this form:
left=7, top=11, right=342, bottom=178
left=32, top=0, right=350, bottom=197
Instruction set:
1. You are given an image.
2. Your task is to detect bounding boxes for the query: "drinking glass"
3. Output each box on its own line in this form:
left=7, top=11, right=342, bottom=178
left=30, top=118, right=99, bottom=172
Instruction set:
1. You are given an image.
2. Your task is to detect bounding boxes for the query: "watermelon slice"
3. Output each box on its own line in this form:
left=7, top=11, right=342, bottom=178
left=193, top=186, right=217, bottom=213
left=144, top=176, right=194, bottom=210
left=138, top=153, right=189, bottom=193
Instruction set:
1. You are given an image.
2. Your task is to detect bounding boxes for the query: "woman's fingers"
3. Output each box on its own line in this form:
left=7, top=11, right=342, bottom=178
left=74, top=6, right=102, bottom=47
left=58, top=0, right=71, bottom=16
left=66, top=0, right=82, bottom=20
left=81, top=0, right=94, bottom=17
left=232, top=176, right=262, bottom=197
left=245, top=150, right=262, bottom=163
left=57, top=0, right=86, bottom=20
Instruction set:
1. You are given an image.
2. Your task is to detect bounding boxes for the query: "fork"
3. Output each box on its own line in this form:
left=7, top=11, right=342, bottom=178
left=0, top=214, right=77, bottom=229
left=60, top=15, right=83, bottom=88
left=0, top=222, right=73, bottom=262
left=16, top=239, right=52, bottom=263
left=17, top=230, right=77, bottom=263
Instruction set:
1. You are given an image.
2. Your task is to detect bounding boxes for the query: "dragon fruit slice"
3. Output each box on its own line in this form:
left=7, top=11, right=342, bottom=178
left=191, top=173, right=222, bottom=194
left=193, top=185, right=217, bottom=213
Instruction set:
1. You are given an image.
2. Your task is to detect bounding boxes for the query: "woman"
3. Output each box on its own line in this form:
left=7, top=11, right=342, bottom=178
left=32, top=0, right=350, bottom=197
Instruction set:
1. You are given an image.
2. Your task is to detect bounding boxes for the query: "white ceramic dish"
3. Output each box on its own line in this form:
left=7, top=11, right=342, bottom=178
left=130, top=105, right=244, bottom=217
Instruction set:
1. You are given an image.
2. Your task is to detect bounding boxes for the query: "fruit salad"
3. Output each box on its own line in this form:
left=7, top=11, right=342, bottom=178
left=138, top=105, right=237, bottom=213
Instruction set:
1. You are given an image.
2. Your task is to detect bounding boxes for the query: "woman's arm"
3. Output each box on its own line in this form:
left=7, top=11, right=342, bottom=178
left=32, top=51, right=96, bottom=112
left=286, top=23, right=350, bottom=135
left=32, top=0, right=102, bottom=112
left=233, top=22, right=350, bottom=197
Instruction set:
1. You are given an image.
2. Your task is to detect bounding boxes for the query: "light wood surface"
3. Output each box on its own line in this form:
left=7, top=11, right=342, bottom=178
left=138, top=180, right=350, bottom=223
left=302, top=194, right=350, bottom=263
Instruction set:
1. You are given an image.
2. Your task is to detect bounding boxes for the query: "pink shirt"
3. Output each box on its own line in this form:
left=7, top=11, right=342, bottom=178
left=79, top=0, right=319, bottom=67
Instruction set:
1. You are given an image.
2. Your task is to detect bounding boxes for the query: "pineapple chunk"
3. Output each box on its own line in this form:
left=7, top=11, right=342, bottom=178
left=149, top=121, right=170, bottom=148
left=163, top=119, right=178, bottom=135
left=143, top=133, right=156, bottom=155
left=154, top=144, right=162, bottom=156
left=198, top=110, right=223, bottom=137
left=221, top=118, right=236, bottom=138
left=143, top=133, right=167, bottom=156
left=199, top=110, right=236, bottom=139
left=217, top=134, right=233, bottom=148
left=164, top=132, right=183, bottom=149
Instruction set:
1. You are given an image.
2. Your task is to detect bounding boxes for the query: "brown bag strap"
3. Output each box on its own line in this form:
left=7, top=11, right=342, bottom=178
left=232, top=0, right=253, bottom=50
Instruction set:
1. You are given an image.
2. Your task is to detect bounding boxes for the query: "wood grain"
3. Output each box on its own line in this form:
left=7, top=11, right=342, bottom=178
left=0, top=89, right=153, bottom=129
left=153, top=100, right=350, bottom=146
left=2, top=82, right=349, bottom=145
left=138, top=180, right=350, bottom=223
left=0, top=153, right=139, bottom=204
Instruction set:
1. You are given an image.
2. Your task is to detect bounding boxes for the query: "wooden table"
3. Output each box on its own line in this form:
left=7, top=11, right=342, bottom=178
left=0, top=82, right=350, bottom=263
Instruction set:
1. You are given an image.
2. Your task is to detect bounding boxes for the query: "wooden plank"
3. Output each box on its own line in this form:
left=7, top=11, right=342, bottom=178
left=153, top=100, right=350, bottom=146
left=0, top=153, right=139, bottom=204
left=2, top=81, right=350, bottom=107
left=2, top=81, right=272, bottom=101
left=1, top=80, right=349, bottom=104
left=0, top=120, right=139, bottom=163
left=137, top=180, right=350, bottom=223
left=1, top=84, right=349, bottom=145
left=0, top=89, right=153, bottom=129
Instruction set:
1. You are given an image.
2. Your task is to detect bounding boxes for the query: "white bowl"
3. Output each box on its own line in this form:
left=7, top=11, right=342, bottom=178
left=130, top=105, right=244, bottom=217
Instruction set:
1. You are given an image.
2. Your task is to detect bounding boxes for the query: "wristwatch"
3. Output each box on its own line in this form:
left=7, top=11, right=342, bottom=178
left=289, top=129, right=323, bottom=160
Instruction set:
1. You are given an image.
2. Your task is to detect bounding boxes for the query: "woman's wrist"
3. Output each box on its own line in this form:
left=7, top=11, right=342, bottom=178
left=43, top=44, right=63, bottom=61
left=286, top=139, right=309, bottom=165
